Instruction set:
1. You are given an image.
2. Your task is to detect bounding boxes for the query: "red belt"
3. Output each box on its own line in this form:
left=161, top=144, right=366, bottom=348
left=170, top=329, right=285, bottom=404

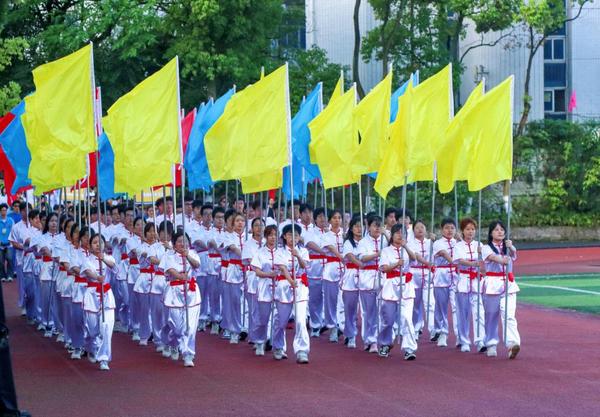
left=121, top=254, right=128, bottom=260
left=59, top=266, right=66, bottom=272
left=35, top=256, right=42, bottom=260
left=345, top=263, right=359, bottom=269
left=363, top=265, right=378, bottom=271
left=208, top=253, right=221, bottom=258
left=309, top=254, right=326, bottom=260
left=43, top=256, right=52, bottom=262
left=221, top=260, right=229, bottom=268
left=386, top=271, right=413, bottom=282
left=276, top=273, right=308, bottom=287
left=326, top=256, right=341, bottom=263
left=140, top=267, right=154, bottom=274
left=129, top=258, right=139, bottom=265
left=87, top=282, right=111, bottom=293
left=74, top=276, right=87, bottom=284
left=169, top=277, right=197, bottom=291
left=229, top=259, right=243, bottom=266
left=458, top=269, right=482, bottom=279
left=486, top=271, right=515, bottom=282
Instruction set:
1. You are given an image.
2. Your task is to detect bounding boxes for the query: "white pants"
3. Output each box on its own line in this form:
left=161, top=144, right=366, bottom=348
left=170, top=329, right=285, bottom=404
left=470, top=292, right=485, bottom=344
left=166, top=304, right=201, bottom=358
left=483, top=293, right=521, bottom=348
left=420, top=283, right=436, bottom=336
left=273, top=300, right=309, bottom=355
left=449, top=284, right=458, bottom=340
left=84, top=308, right=115, bottom=362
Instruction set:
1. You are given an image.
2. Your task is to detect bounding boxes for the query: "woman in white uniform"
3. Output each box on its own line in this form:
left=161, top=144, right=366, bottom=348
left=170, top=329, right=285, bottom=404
left=481, top=220, right=520, bottom=359
left=160, top=230, right=201, bottom=367
left=340, top=216, right=362, bottom=349
left=321, top=209, right=345, bottom=343
left=242, top=217, right=265, bottom=346
left=406, top=220, right=434, bottom=338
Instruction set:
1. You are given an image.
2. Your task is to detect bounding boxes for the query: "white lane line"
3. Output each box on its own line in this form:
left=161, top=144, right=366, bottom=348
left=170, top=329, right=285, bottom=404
left=519, top=282, right=600, bottom=296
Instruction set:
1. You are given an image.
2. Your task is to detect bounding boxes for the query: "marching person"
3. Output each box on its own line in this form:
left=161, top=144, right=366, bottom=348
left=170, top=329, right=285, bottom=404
left=153, top=221, right=173, bottom=355
left=223, top=212, right=246, bottom=344
left=431, top=218, right=458, bottom=348
left=341, top=215, right=362, bottom=349
left=160, top=230, right=201, bottom=367
left=37, top=213, right=61, bottom=337
left=21, top=210, right=42, bottom=326
left=9, top=202, right=31, bottom=314
left=126, top=215, right=143, bottom=342
left=481, top=220, right=520, bottom=359
left=357, top=215, right=386, bottom=353
left=453, top=218, right=486, bottom=353
left=250, top=225, right=279, bottom=356
left=133, top=222, right=159, bottom=346
left=321, top=209, right=344, bottom=342
left=242, top=217, right=265, bottom=345
left=407, top=220, right=434, bottom=338
left=273, top=224, right=310, bottom=364
left=378, top=224, right=417, bottom=360
left=69, top=225, right=91, bottom=360
left=206, top=207, right=226, bottom=335
left=303, top=207, right=328, bottom=337
left=81, top=232, right=117, bottom=371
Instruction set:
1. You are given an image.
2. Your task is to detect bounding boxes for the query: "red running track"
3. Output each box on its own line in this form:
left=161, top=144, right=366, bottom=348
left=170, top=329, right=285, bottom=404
left=517, top=246, right=600, bottom=275
left=5, top=248, right=600, bottom=417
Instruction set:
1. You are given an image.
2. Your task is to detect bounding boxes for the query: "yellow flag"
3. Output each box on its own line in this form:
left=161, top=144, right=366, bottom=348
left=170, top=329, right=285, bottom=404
left=309, top=74, right=344, bottom=164
left=309, top=85, right=359, bottom=189
left=205, top=64, right=289, bottom=181
left=437, top=81, right=485, bottom=193
left=22, top=44, right=96, bottom=193
left=467, top=76, right=513, bottom=191
left=240, top=66, right=282, bottom=193
left=103, top=58, right=180, bottom=195
left=374, top=81, right=412, bottom=199
left=352, top=71, right=392, bottom=175
left=405, top=64, right=453, bottom=182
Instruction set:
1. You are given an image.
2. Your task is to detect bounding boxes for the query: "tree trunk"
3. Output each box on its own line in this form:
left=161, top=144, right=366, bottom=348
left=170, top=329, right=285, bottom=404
left=353, top=0, right=366, bottom=98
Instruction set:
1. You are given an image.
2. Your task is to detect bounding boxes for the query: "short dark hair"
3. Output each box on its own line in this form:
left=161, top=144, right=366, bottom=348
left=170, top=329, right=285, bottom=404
left=0, top=203, right=8, bottom=210
left=440, top=217, right=456, bottom=228
left=192, top=199, right=203, bottom=209
left=299, top=203, right=313, bottom=214
left=201, top=204, right=213, bottom=216
left=314, top=207, right=326, bottom=220
left=384, top=207, right=397, bottom=219
left=212, top=207, right=225, bottom=218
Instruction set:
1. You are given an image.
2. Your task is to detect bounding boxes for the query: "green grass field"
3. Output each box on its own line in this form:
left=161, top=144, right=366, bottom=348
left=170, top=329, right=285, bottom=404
left=517, top=274, right=600, bottom=315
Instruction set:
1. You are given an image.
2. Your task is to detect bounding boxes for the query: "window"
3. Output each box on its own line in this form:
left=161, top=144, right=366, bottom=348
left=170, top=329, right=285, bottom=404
left=544, top=63, right=566, bottom=87
left=544, top=38, right=566, bottom=62
left=544, top=88, right=567, bottom=116
left=554, top=89, right=566, bottom=112
left=544, top=91, right=553, bottom=111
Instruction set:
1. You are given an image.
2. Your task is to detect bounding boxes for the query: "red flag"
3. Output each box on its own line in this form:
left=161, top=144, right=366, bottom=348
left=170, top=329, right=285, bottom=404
left=568, top=90, right=577, bottom=113
left=0, top=113, right=18, bottom=203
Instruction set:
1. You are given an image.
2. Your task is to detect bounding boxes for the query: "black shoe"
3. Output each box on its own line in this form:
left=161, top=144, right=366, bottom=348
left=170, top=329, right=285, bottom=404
left=378, top=345, right=390, bottom=358
left=239, top=331, right=248, bottom=341
left=344, top=337, right=349, bottom=346
left=418, top=330, right=423, bottom=336
left=265, top=339, right=273, bottom=352
left=404, top=351, right=416, bottom=361
left=430, top=332, right=440, bottom=342
left=478, top=345, right=487, bottom=353
left=456, top=343, right=462, bottom=350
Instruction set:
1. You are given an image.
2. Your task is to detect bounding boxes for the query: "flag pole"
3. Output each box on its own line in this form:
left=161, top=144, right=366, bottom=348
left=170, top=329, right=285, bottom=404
left=425, top=163, right=437, bottom=336
left=150, top=188, right=158, bottom=236
left=414, top=182, right=418, bottom=221
left=397, top=174, right=408, bottom=345
left=175, top=56, right=190, bottom=336
left=476, top=189, right=482, bottom=340
left=454, top=182, right=459, bottom=231
left=503, top=180, right=512, bottom=343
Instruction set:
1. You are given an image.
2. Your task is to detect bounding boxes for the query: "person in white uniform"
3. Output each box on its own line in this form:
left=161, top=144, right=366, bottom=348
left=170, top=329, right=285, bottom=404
left=321, top=209, right=345, bottom=342
left=242, top=217, right=265, bottom=345
left=481, top=220, right=520, bottom=359
left=340, top=216, right=362, bottom=349
left=303, top=207, right=328, bottom=337
left=406, top=220, right=434, bottom=338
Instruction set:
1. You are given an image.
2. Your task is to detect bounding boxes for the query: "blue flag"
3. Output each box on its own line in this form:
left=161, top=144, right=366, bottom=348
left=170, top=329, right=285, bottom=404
left=98, top=131, right=122, bottom=200
left=185, top=88, right=234, bottom=191
left=390, top=71, right=419, bottom=123
left=0, top=100, right=32, bottom=194
left=283, top=83, right=323, bottom=199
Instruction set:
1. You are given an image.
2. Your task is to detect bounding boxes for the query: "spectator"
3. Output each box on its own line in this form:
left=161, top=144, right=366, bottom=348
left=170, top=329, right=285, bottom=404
left=0, top=203, right=15, bottom=282
left=8, top=200, right=21, bottom=224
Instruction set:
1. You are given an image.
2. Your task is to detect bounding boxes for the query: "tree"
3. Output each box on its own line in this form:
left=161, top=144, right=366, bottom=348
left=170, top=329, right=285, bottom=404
left=0, top=0, right=27, bottom=114
left=515, top=0, right=590, bottom=137
left=353, top=0, right=366, bottom=98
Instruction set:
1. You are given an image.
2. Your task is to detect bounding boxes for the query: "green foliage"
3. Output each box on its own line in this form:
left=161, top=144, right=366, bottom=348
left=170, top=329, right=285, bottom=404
left=0, top=37, right=27, bottom=113
left=513, top=119, right=600, bottom=226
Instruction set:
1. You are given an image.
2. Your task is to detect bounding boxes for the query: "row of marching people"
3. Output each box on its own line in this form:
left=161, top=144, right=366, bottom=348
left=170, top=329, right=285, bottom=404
left=15, top=198, right=521, bottom=371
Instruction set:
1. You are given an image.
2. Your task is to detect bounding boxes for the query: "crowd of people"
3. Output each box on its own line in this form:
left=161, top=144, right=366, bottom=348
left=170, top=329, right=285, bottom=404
left=7, top=193, right=521, bottom=371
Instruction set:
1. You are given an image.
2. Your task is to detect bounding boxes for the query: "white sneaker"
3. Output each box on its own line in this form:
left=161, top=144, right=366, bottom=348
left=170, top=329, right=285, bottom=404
left=139, top=339, right=148, bottom=346
left=37, top=323, right=45, bottom=331
left=255, top=343, right=265, bottom=356
left=487, top=345, right=497, bottom=357
left=44, top=330, right=53, bottom=338
left=210, top=322, right=220, bottom=335
left=437, top=334, right=448, bottom=347
left=70, top=349, right=82, bottom=360
left=296, top=351, right=309, bottom=364
left=156, top=344, right=164, bottom=353
left=88, top=353, right=97, bottom=364
left=171, top=348, right=180, bottom=361
left=20, top=308, right=26, bottom=316
left=273, top=349, right=284, bottom=360
left=368, top=343, right=378, bottom=353
left=99, top=360, right=110, bottom=371
left=183, top=355, right=195, bottom=367
left=162, top=346, right=172, bottom=358
left=347, top=337, right=356, bottom=349
left=229, top=333, right=239, bottom=344
left=132, top=331, right=141, bottom=342
left=329, top=328, right=338, bottom=343
left=460, top=344, right=471, bottom=353
left=221, top=330, right=231, bottom=339
left=197, top=319, right=206, bottom=332
left=56, top=333, right=64, bottom=343
left=114, top=322, right=128, bottom=333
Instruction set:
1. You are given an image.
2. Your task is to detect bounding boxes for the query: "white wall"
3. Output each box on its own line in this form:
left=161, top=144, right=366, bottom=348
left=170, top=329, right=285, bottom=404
left=569, top=3, right=600, bottom=121
left=459, top=21, right=544, bottom=122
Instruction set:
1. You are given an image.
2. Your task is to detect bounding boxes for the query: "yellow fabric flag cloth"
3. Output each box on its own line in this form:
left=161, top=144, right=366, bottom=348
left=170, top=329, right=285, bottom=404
left=308, top=85, right=359, bottom=189
left=374, top=81, right=412, bottom=199
left=467, top=76, right=514, bottom=192
left=205, top=64, right=289, bottom=181
left=352, top=71, right=392, bottom=176
left=103, top=58, right=180, bottom=195
left=309, top=74, right=343, bottom=164
left=405, top=64, right=453, bottom=183
left=22, top=44, right=96, bottom=193
left=240, top=67, right=284, bottom=193
left=437, top=81, right=485, bottom=194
